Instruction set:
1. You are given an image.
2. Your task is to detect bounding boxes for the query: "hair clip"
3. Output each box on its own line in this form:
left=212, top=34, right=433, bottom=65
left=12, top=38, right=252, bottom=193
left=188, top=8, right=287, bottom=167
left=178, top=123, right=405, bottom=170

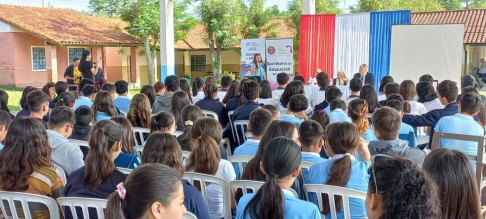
left=116, top=183, right=126, bottom=200
left=184, top=120, right=193, bottom=126
left=319, top=109, right=327, bottom=115
left=29, top=86, right=33, bottom=91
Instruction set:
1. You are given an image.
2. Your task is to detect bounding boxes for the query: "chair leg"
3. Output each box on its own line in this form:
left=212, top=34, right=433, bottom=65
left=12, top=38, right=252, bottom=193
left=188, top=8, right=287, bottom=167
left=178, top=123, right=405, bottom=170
left=222, top=138, right=231, bottom=156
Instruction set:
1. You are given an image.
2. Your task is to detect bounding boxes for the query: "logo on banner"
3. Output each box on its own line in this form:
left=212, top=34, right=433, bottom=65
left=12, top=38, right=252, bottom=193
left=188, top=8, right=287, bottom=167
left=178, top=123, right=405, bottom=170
left=267, top=46, right=276, bottom=55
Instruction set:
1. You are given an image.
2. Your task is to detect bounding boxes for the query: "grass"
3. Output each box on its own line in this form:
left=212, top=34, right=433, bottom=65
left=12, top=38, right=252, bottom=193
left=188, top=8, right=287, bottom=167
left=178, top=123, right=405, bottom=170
left=0, top=86, right=143, bottom=112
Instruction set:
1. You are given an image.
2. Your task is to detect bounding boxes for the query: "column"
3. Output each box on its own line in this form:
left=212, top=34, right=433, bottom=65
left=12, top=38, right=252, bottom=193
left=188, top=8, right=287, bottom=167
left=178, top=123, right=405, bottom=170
left=130, top=47, right=141, bottom=87
left=183, top=50, right=191, bottom=78
left=160, top=0, right=175, bottom=80
left=45, top=45, right=58, bottom=82
left=302, top=0, right=316, bottom=15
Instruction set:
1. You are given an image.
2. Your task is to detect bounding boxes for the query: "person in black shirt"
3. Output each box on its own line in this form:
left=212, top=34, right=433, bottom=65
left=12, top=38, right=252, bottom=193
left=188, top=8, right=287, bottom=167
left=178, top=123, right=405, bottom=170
left=78, top=50, right=100, bottom=81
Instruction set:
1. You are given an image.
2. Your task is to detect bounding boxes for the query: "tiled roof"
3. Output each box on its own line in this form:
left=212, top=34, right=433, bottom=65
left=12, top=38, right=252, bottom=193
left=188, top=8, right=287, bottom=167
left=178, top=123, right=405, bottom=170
left=0, top=4, right=140, bottom=45
left=412, top=9, right=486, bottom=44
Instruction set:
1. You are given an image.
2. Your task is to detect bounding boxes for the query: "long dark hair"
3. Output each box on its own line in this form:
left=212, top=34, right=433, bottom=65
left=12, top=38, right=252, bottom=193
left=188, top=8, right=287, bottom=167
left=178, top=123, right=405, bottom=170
left=42, top=82, right=56, bottom=101
left=399, top=80, right=416, bottom=101
left=185, top=135, right=220, bottom=175
left=141, top=132, right=184, bottom=177
left=149, top=111, right=175, bottom=133
left=0, top=90, right=11, bottom=114
left=181, top=117, right=221, bottom=151
left=253, top=53, right=262, bottom=64
left=140, top=85, right=156, bottom=107
left=192, top=77, right=205, bottom=97
left=170, top=91, right=191, bottom=125
left=359, top=85, right=380, bottom=113
left=322, top=122, right=360, bottom=214
left=310, top=110, right=329, bottom=132
left=105, top=164, right=181, bottom=219
left=55, top=92, right=76, bottom=108
left=416, top=81, right=438, bottom=103
left=78, top=50, right=91, bottom=71
left=369, top=156, right=441, bottom=218
left=110, top=117, right=135, bottom=154
left=244, top=137, right=301, bottom=219
left=423, top=149, right=481, bottom=219
left=0, top=118, right=52, bottom=191
left=92, top=91, right=117, bottom=120
left=378, top=76, right=394, bottom=92
left=127, top=93, right=151, bottom=128
left=223, top=80, right=240, bottom=104
left=180, top=105, right=203, bottom=148
left=259, top=80, right=272, bottom=99
left=203, top=82, right=218, bottom=99
left=20, top=86, right=37, bottom=110
left=179, top=79, right=192, bottom=102
left=280, top=81, right=304, bottom=107
left=85, top=120, right=122, bottom=188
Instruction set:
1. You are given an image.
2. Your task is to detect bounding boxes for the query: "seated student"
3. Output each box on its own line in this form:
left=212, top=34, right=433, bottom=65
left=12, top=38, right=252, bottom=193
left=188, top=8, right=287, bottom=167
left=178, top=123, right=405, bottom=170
left=42, top=82, right=56, bottom=101
left=386, top=100, right=418, bottom=148
left=328, top=100, right=352, bottom=124
left=299, top=120, right=326, bottom=182
left=55, top=92, right=76, bottom=110
left=126, top=93, right=152, bottom=128
left=0, top=118, right=64, bottom=218
left=0, top=90, right=15, bottom=120
left=142, top=132, right=210, bottom=219
left=460, top=74, right=486, bottom=104
left=102, top=83, right=125, bottom=117
left=17, top=86, right=37, bottom=118
left=92, top=91, right=117, bottom=122
left=153, top=75, right=180, bottom=113
left=233, top=80, right=260, bottom=121
left=378, top=83, right=400, bottom=106
left=77, top=78, right=95, bottom=94
left=348, top=99, right=377, bottom=141
left=70, top=106, right=94, bottom=141
left=141, top=84, right=157, bottom=108
left=26, top=90, right=50, bottom=129
left=179, top=105, right=203, bottom=144
left=399, top=80, right=427, bottom=115
left=234, top=109, right=273, bottom=156
left=258, top=80, right=279, bottom=106
left=196, top=83, right=228, bottom=127
left=185, top=134, right=236, bottom=219
left=105, top=164, right=187, bottom=219
left=416, top=81, right=444, bottom=112
left=294, top=75, right=305, bottom=83
left=47, top=107, right=84, bottom=176
left=377, top=76, right=394, bottom=102
left=171, top=91, right=192, bottom=131
left=113, top=80, right=131, bottom=113
left=74, top=84, right=97, bottom=111
left=236, top=137, right=321, bottom=219
left=359, top=85, right=381, bottom=114
left=181, top=118, right=228, bottom=160
left=49, top=81, right=69, bottom=108
left=423, top=148, right=482, bottom=218
left=261, top=104, right=280, bottom=120
left=315, top=85, right=342, bottom=113
left=435, top=93, right=484, bottom=159
left=241, top=121, right=305, bottom=200
left=307, top=122, right=371, bottom=219
left=150, top=111, right=177, bottom=135
left=65, top=120, right=126, bottom=219
left=369, top=107, right=426, bottom=166
left=279, top=94, right=309, bottom=125
left=223, top=80, right=240, bottom=105
left=0, top=111, right=12, bottom=150
left=344, top=78, right=363, bottom=106
left=310, top=110, right=331, bottom=159
left=366, top=156, right=440, bottom=219
left=192, top=77, right=205, bottom=102
left=218, top=75, right=232, bottom=101
left=279, top=80, right=305, bottom=109
left=310, top=72, right=331, bottom=108
left=402, top=80, right=459, bottom=146
left=110, top=117, right=141, bottom=169
left=272, top=72, right=289, bottom=102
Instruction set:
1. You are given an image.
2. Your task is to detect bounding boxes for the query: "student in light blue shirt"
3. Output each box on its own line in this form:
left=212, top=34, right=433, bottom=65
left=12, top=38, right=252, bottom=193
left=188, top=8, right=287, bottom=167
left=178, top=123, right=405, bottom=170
left=435, top=93, right=484, bottom=159
left=328, top=100, right=352, bottom=124
left=386, top=99, right=418, bottom=147
left=92, top=91, right=117, bottom=122
left=236, top=137, right=320, bottom=219
left=279, top=94, right=308, bottom=125
left=315, top=85, right=342, bottom=113
left=299, top=120, right=327, bottom=182
left=307, top=122, right=371, bottom=219
left=0, top=111, right=12, bottom=151
left=113, top=80, right=131, bottom=113
left=74, top=84, right=97, bottom=111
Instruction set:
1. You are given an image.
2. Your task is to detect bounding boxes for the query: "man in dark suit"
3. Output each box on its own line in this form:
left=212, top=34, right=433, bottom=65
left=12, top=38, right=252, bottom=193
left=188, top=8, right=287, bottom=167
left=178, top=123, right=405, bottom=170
left=353, top=64, right=375, bottom=87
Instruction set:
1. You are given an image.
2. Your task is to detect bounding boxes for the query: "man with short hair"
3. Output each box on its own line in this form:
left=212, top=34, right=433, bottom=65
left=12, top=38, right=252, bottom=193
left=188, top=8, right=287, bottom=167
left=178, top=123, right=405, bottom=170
left=344, top=78, right=363, bottom=106
left=310, top=72, right=331, bottom=108
left=47, top=107, right=84, bottom=176
left=353, top=64, right=374, bottom=86
left=272, top=72, right=289, bottom=101
left=114, top=80, right=130, bottom=112
left=280, top=94, right=309, bottom=125
left=26, top=90, right=50, bottom=128
left=299, top=120, right=326, bottom=182
left=75, top=84, right=98, bottom=110
left=153, top=75, right=180, bottom=113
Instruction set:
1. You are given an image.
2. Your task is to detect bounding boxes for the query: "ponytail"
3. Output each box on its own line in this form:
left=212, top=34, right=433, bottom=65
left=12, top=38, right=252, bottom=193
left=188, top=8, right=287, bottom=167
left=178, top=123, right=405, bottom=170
left=180, top=121, right=194, bottom=151
left=322, top=156, right=352, bottom=214
left=192, top=77, right=204, bottom=97
left=55, top=99, right=65, bottom=108
left=184, top=135, right=220, bottom=175
left=348, top=99, right=370, bottom=136
left=245, top=176, right=284, bottom=219
left=85, top=128, right=115, bottom=188
left=403, top=101, right=412, bottom=114
left=105, top=192, right=126, bottom=219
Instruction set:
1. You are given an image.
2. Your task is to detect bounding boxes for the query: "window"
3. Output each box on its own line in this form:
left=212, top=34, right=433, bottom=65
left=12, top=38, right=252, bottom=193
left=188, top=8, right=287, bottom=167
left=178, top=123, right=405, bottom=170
left=191, top=55, right=206, bottom=71
left=32, top=47, right=46, bottom=71
left=68, top=48, right=85, bottom=65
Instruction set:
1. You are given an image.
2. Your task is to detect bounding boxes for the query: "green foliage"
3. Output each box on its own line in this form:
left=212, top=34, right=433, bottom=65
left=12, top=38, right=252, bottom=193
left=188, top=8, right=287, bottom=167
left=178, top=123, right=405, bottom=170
left=349, top=0, right=444, bottom=12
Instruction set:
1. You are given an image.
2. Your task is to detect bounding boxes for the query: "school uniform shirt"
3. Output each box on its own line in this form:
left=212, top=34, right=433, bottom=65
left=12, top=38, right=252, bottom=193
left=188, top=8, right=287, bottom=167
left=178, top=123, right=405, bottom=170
left=362, top=129, right=377, bottom=141
left=193, top=91, right=205, bottom=103
left=399, top=122, right=418, bottom=148
left=217, top=89, right=227, bottom=102
left=408, top=100, right=427, bottom=115
left=113, top=96, right=131, bottom=113
left=233, top=101, right=259, bottom=121
left=95, top=111, right=112, bottom=122
left=233, top=139, right=260, bottom=180
left=195, top=97, right=228, bottom=127
left=301, top=152, right=327, bottom=183
left=74, top=97, right=93, bottom=111
left=257, top=98, right=279, bottom=107
left=272, top=87, right=286, bottom=102
left=0, top=143, right=3, bottom=151
left=423, top=98, right=444, bottom=112
left=377, top=92, right=386, bottom=102
left=114, top=153, right=141, bottom=169
left=279, top=114, right=304, bottom=125
left=435, top=113, right=484, bottom=158
left=328, top=109, right=352, bottom=124
left=182, top=180, right=210, bottom=219
left=314, top=101, right=328, bottom=112
left=310, top=88, right=326, bottom=108
left=307, top=157, right=371, bottom=219
left=344, top=95, right=359, bottom=107
left=236, top=189, right=321, bottom=219
left=226, top=95, right=242, bottom=112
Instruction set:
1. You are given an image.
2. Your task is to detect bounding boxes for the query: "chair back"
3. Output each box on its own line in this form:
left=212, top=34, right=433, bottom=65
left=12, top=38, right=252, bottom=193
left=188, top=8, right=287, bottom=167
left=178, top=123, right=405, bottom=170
left=182, top=151, right=191, bottom=162
left=304, top=184, right=366, bottom=219
left=233, top=120, right=249, bottom=145
left=69, top=139, right=90, bottom=149
left=301, top=161, right=314, bottom=173
left=57, top=197, right=107, bottom=219
left=228, top=110, right=236, bottom=140
left=227, top=156, right=253, bottom=179
left=118, top=168, right=133, bottom=175
left=182, top=172, right=232, bottom=219
left=53, top=163, right=67, bottom=183
left=202, top=110, right=219, bottom=121
left=0, top=191, right=61, bottom=219
left=221, top=138, right=232, bottom=157
left=132, top=127, right=150, bottom=147
left=229, top=180, right=264, bottom=202
left=183, top=212, right=198, bottom=219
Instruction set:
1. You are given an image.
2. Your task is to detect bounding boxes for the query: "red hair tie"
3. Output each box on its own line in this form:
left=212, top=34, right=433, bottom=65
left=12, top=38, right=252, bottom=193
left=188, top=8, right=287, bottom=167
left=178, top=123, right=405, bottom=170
left=357, top=113, right=363, bottom=118
left=198, top=135, right=202, bottom=140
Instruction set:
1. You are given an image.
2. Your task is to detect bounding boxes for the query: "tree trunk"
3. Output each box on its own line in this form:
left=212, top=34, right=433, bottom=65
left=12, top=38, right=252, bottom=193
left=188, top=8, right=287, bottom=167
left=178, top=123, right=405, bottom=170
left=143, top=36, right=155, bottom=85
left=208, top=31, right=216, bottom=75
left=216, top=43, right=223, bottom=79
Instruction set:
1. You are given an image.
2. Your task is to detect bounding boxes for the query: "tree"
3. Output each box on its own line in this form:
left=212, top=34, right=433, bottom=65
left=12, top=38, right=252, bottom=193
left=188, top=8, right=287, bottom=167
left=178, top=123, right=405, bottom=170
left=239, top=0, right=280, bottom=39
left=349, top=0, right=444, bottom=12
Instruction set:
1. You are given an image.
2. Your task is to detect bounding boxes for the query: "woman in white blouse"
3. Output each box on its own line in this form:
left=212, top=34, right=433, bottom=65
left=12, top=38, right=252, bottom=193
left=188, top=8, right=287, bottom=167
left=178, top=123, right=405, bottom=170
left=399, top=80, right=428, bottom=115
left=416, top=81, right=444, bottom=112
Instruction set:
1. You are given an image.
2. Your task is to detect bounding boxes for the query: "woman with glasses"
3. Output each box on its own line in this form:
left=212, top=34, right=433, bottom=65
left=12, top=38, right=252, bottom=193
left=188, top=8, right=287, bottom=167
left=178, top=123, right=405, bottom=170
left=307, top=122, right=371, bottom=219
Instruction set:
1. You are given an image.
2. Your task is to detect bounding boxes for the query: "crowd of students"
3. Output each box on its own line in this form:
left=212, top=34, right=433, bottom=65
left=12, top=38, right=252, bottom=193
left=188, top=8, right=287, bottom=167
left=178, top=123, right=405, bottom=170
left=0, top=71, right=484, bottom=219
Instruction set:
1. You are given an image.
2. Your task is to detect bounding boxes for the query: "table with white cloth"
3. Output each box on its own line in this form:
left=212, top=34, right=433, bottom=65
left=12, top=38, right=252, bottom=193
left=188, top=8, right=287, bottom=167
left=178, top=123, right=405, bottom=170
left=304, top=85, right=351, bottom=100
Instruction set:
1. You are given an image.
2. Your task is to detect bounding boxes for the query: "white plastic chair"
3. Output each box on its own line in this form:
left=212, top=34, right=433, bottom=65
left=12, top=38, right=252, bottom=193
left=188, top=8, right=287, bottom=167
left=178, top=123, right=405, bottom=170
left=132, top=127, right=150, bottom=147
left=182, top=172, right=232, bottom=219
left=182, top=151, right=191, bottom=162
left=229, top=180, right=264, bottom=203
left=53, top=163, right=67, bottom=183
left=0, top=191, right=61, bottom=218
left=57, top=197, right=107, bottom=219
left=183, top=212, right=198, bottom=219
left=69, top=139, right=90, bottom=149
left=227, top=156, right=253, bottom=177
left=174, top=130, right=183, bottom=138
left=118, top=168, right=133, bottom=175
left=228, top=110, right=236, bottom=140
left=301, top=161, right=314, bottom=173
left=304, top=184, right=366, bottom=219
left=233, top=120, right=249, bottom=145
left=202, top=110, right=219, bottom=121
left=134, top=146, right=144, bottom=156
